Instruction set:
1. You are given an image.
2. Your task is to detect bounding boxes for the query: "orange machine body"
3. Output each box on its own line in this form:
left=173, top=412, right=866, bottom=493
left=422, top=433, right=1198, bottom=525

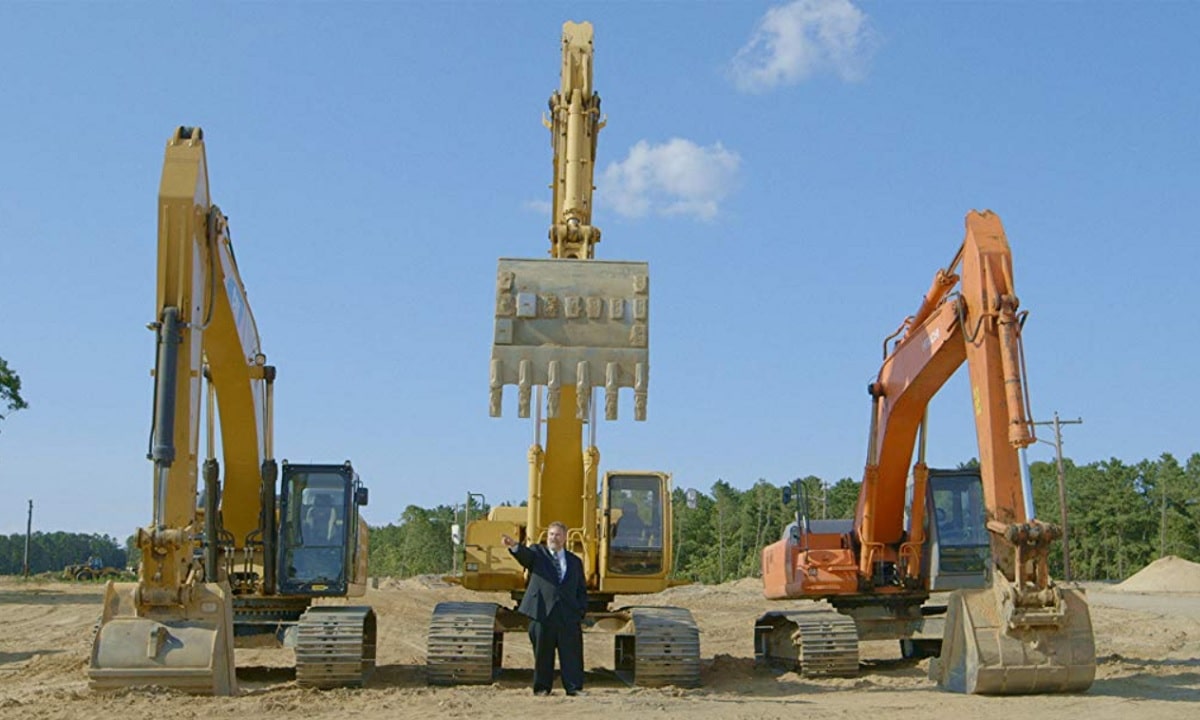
left=762, top=210, right=1035, bottom=602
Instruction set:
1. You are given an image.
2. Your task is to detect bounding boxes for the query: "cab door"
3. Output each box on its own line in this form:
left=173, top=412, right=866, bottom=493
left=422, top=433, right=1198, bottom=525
left=277, top=463, right=355, bottom=596
left=600, top=471, right=672, bottom=593
left=926, top=468, right=990, bottom=591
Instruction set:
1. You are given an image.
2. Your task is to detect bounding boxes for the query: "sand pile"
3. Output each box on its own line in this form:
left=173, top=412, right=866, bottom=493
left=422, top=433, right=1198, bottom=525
left=655, top=576, right=760, bottom=600
left=1115, top=555, right=1200, bottom=593
left=376, top=574, right=456, bottom=591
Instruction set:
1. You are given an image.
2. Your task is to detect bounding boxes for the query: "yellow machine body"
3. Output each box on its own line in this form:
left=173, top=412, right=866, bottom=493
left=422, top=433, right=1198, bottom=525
left=429, top=22, right=700, bottom=689
left=90, top=129, right=375, bottom=695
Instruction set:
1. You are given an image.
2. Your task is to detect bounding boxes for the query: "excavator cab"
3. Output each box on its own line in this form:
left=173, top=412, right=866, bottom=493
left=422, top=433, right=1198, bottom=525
left=277, top=462, right=368, bottom=595
left=601, top=472, right=670, bottom=582
left=924, top=468, right=989, bottom=591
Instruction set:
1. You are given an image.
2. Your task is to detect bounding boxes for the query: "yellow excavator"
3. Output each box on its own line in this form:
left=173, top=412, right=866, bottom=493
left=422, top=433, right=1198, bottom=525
left=427, top=21, right=701, bottom=688
left=88, top=128, right=376, bottom=695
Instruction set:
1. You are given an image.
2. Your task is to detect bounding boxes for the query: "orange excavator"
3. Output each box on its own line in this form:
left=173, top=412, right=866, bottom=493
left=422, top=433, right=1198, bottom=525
left=756, top=211, right=1096, bottom=694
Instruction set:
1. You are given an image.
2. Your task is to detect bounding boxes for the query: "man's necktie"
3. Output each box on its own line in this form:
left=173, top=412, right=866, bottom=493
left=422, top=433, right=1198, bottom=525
left=556, top=552, right=565, bottom=582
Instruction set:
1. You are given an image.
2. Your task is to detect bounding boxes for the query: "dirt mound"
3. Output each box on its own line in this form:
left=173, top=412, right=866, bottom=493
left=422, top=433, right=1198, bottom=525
left=376, top=574, right=453, bottom=592
left=1114, top=555, right=1200, bottom=593
left=701, top=653, right=756, bottom=686
left=4, top=575, right=1200, bottom=716
left=654, top=577, right=761, bottom=601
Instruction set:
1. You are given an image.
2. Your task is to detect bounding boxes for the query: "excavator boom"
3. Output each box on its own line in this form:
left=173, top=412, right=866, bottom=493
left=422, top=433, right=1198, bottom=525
left=546, top=20, right=605, bottom=260
left=91, top=128, right=237, bottom=694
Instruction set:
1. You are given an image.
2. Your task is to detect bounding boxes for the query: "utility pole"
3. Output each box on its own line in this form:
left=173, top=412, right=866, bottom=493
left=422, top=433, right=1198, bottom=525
left=452, top=502, right=461, bottom=576
left=23, top=499, right=33, bottom=577
left=717, top=500, right=725, bottom=583
left=1160, top=479, right=1167, bottom=559
left=1032, top=413, right=1082, bottom=581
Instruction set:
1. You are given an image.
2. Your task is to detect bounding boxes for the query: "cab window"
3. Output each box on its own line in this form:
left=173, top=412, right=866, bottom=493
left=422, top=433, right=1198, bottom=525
left=607, top=474, right=663, bottom=575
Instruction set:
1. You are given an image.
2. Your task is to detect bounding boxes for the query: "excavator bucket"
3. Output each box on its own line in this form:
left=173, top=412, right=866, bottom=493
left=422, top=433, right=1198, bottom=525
left=89, top=581, right=238, bottom=695
left=932, top=578, right=1095, bottom=694
left=490, top=258, right=651, bottom=421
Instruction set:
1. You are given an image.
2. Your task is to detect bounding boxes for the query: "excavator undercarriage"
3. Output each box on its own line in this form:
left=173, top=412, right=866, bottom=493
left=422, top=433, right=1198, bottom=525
left=426, top=601, right=701, bottom=688
left=294, top=606, right=378, bottom=689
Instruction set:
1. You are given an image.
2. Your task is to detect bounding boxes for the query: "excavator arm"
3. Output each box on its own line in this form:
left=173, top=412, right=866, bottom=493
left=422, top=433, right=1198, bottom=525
left=545, top=20, right=605, bottom=260
left=146, top=126, right=275, bottom=599
left=858, top=211, right=1046, bottom=586
left=858, top=211, right=1094, bottom=693
left=154, top=128, right=275, bottom=574
left=485, top=21, right=647, bottom=566
left=91, top=128, right=250, bottom=695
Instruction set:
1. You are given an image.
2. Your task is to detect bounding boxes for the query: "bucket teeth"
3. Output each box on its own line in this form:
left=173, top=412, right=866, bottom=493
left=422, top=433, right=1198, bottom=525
left=490, top=258, right=650, bottom=421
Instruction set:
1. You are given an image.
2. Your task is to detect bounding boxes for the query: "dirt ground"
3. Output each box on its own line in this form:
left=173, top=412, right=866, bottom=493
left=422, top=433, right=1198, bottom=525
left=1, top=574, right=1197, bottom=720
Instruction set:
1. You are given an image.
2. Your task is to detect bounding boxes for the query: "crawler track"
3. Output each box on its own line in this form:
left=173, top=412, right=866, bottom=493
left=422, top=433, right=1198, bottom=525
left=616, top=607, right=701, bottom=687
left=294, top=606, right=377, bottom=688
left=426, top=602, right=501, bottom=685
left=754, top=606, right=859, bottom=678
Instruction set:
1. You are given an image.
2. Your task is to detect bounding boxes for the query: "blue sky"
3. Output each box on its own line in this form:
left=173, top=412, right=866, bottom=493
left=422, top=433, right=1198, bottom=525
left=2, top=1, right=1197, bottom=539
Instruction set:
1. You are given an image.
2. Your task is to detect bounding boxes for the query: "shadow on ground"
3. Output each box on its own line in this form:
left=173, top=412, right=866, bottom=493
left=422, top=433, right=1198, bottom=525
left=0, top=649, right=64, bottom=666
left=0, top=590, right=100, bottom=606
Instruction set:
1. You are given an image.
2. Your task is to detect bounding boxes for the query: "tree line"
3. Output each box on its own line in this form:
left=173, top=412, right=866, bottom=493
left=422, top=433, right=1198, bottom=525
left=1030, top=453, right=1200, bottom=580
left=5, top=453, right=1195, bottom=583
left=366, top=452, right=1200, bottom=583
left=0, top=531, right=127, bottom=575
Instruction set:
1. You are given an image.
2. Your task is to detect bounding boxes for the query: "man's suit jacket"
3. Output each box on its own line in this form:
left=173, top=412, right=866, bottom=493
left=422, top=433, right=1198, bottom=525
left=510, top=543, right=588, bottom=624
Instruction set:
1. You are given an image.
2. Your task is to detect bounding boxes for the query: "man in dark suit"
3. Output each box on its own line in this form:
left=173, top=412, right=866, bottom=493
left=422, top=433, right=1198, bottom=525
left=501, top=521, right=588, bottom=696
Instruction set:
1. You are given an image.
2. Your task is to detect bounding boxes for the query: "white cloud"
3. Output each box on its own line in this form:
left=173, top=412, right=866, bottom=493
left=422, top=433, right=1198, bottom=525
left=598, top=138, right=740, bottom=221
left=523, top=199, right=552, bottom=216
left=731, top=0, right=877, bottom=93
